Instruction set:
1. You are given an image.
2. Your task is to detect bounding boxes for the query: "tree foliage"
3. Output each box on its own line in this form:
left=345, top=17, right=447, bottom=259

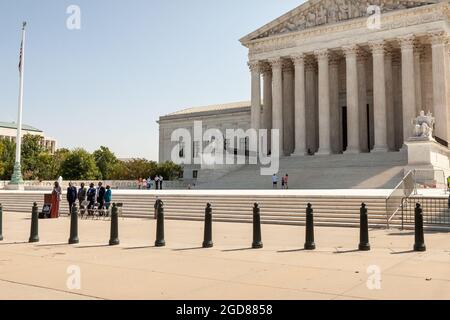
left=93, top=146, right=118, bottom=180
left=60, top=148, right=100, bottom=180
left=0, top=137, right=181, bottom=182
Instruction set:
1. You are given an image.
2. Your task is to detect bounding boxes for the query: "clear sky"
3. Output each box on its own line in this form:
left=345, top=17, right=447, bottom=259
left=0, top=0, right=303, bottom=160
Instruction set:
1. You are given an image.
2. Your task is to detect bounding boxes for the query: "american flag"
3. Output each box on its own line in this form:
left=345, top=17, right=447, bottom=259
left=18, top=40, right=23, bottom=72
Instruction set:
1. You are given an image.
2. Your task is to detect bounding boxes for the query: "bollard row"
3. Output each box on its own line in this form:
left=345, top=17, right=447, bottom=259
left=4, top=201, right=427, bottom=252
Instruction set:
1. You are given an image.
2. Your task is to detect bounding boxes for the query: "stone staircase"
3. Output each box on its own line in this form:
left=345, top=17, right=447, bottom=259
left=0, top=191, right=397, bottom=229
left=196, top=151, right=408, bottom=189
left=1, top=191, right=448, bottom=229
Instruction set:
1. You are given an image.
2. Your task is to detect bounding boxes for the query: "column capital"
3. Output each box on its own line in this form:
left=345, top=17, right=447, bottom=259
left=314, top=48, right=329, bottom=60
left=291, top=54, right=305, bottom=66
left=268, top=57, right=283, bottom=70
left=391, top=51, right=401, bottom=65
left=282, top=59, right=294, bottom=73
left=304, top=56, right=317, bottom=71
left=398, top=34, right=416, bottom=50
left=261, top=63, right=272, bottom=77
left=342, top=45, right=359, bottom=58
left=413, top=42, right=424, bottom=57
left=369, top=40, right=386, bottom=55
left=357, top=50, right=370, bottom=63
left=329, top=54, right=341, bottom=67
left=428, top=30, right=449, bottom=46
left=248, top=60, right=262, bottom=73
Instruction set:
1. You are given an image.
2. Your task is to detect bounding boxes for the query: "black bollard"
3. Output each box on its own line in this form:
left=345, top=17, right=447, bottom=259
left=68, top=203, right=79, bottom=244
left=304, top=203, right=316, bottom=250
left=0, top=203, right=3, bottom=241
left=154, top=198, right=161, bottom=220
left=252, top=203, right=263, bottom=249
left=202, top=203, right=213, bottom=248
left=358, top=203, right=371, bottom=251
left=155, top=200, right=166, bottom=247
left=29, top=202, right=39, bottom=243
left=414, top=203, right=426, bottom=252
left=109, top=203, right=120, bottom=246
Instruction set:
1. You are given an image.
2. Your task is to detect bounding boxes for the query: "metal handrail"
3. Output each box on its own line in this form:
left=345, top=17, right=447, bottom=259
left=386, top=170, right=415, bottom=229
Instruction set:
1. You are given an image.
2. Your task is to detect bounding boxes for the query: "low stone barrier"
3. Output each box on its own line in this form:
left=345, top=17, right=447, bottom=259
left=0, top=180, right=189, bottom=190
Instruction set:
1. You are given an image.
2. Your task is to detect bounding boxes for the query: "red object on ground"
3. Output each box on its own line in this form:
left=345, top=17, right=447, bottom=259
left=50, top=192, right=60, bottom=218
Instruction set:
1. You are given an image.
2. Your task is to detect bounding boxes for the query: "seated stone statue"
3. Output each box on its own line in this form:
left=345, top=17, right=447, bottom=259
left=412, top=110, right=435, bottom=140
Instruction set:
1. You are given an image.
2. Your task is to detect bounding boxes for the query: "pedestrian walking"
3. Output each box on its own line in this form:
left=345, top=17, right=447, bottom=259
left=284, top=174, right=289, bottom=189
left=272, top=174, right=278, bottom=189
left=281, top=176, right=285, bottom=189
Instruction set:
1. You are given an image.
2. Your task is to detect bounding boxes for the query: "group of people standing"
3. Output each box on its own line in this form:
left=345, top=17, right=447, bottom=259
left=272, top=173, right=289, bottom=189
left=138, top=175, right=164, bottom=190
left=66, top=181, right=112, bottom=215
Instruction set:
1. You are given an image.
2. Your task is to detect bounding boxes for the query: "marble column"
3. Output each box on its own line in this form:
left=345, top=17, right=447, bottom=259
left=384, top=48, right=396, bottom=151
left=343, top=45, right=360, bottom=154
left=315, top=49, right=331, bottom=155
left=429, top=30, right=450, bottom=142
left=282, top=60, right=295, bottom=155
left=414, top=43, right=423, bottom=115
left=399, top=35, right=416, bottom=144
left=249, top=61, right=262, bottom=131
left=357, top=50, right=369, bottom=152
left=392, top=52, right=404, bottom=150
left=292, top=54, right=307, bottom=155
left=370, top=40, right=388, bottom=152
left=421, top=46, right=433, bottom=114
left=262, top=64, right=273, bottom=152
left=305, top=56, right=317, bottom=154
left=329, top=55, right=341, bottom=154
left=269, top=58, right=284, bottom=155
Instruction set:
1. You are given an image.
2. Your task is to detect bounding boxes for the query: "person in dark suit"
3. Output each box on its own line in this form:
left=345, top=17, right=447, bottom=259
left=97, top=182, right=106, bottom=211
left=66, top=182, right=78, bottom=215
left=87, top=183, right=96, bottom=215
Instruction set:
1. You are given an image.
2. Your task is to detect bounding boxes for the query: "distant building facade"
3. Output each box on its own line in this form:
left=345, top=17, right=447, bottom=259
left=158, top=102, right=251, bottom=180
left=0, top=122, right=57, bottom=154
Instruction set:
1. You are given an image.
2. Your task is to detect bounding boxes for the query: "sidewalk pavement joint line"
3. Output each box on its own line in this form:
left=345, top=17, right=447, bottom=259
left=0, top=278, right=106, bottom=300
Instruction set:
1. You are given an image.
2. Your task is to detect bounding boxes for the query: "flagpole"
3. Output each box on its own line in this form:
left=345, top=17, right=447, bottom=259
left=10, top=22, right=27, bottom=190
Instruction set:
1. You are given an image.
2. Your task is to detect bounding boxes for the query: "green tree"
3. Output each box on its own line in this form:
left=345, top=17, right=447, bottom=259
left=156, top=161, right=183, bottom=180
left=123, top=159, right=157, bottom=180
left=109, top=161, right=130, bottom=180
left=60, top=148, right=100, bottom=180
left=0, top=141, right=4, bottom=178
left=21, top=134, right=47, bottom=180
left=93, top=146, right=118, bottom=180
left=0, top=139, right=15, bottom=180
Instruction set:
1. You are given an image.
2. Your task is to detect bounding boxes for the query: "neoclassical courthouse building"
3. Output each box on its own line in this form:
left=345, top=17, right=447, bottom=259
left=159, top=0, right=450, bottom=182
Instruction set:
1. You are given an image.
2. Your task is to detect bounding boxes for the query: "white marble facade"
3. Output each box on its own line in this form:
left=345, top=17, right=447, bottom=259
left=242, top=0, right=450, bottom=156
left=158, top=102, right=251, bottom=175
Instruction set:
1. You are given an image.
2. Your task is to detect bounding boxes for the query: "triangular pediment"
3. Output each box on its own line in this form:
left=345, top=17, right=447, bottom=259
left=240, top=0, right=438, bottom=44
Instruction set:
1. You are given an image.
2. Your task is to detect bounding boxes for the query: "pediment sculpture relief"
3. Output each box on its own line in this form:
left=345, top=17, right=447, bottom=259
left=256, top=0, right=435, bottom=39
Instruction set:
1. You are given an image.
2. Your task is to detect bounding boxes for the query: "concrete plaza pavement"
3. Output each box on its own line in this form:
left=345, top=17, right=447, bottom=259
left=0, top=211, right=449, bottom=300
